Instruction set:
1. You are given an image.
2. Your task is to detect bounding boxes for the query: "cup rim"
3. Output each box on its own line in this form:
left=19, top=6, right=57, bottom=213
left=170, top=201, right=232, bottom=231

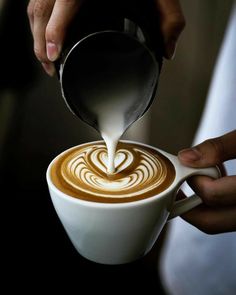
left=46, top=140, right=179, bottom=208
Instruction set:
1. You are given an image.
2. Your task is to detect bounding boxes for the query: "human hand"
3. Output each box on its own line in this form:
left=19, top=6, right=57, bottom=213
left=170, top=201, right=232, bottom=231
left=27, top=0, right=185, bottom=76
left=155, top=0, right=185, bottom=59
left=177, top=130, right=236, bottom=234
left=27, top=0, right=83, bottom=76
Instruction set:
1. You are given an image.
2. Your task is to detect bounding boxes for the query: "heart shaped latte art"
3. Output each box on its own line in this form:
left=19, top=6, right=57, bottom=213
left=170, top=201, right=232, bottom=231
left=52, top=142, right=175, bottom=203
left=89, top=148, right=134, bottom=175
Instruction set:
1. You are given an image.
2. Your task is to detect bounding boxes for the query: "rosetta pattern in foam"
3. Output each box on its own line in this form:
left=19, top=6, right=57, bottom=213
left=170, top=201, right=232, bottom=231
left=51, top=142, right=175, bottom=203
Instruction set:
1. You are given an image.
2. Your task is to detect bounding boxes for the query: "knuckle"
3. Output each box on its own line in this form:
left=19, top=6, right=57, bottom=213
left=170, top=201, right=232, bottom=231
left=205, top=138, right=225, bottom=164
left=45, top=24, right=60, bottom=42
left=34, top=46, right=47, bottom=62
left=27, top=1, right=34, bottom=19
left=33, top=0, right=48, bottom=18
left=197, top=215, right=218, bottom=235
left=57, top=0, right=76, bottom=4
left=201, top=225, right=218, bottom=235
left=166, top=13, right=186, bottom=36
left=201, top=184, right=219, bottom=206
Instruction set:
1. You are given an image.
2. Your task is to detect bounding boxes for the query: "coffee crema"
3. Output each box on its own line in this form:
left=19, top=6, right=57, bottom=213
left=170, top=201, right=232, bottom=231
left=50, top=142, right=175, bottom=203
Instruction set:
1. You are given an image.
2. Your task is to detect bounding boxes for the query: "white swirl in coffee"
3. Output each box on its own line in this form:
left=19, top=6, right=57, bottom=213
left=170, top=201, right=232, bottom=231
left=51, top=142, right=175, bottom=203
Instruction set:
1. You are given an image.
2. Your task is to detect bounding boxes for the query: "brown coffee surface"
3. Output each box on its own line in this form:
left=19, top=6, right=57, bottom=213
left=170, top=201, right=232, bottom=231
left=50, top=142, right=175, bottom=203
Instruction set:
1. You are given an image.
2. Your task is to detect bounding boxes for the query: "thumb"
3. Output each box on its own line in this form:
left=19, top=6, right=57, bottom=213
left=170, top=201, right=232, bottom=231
left=178, top=130, right=236, bottom=168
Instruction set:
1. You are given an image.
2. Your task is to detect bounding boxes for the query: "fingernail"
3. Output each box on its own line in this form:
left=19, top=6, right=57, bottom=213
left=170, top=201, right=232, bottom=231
left=178, top=148, right=202, bottom=162
left=46, top=42, right=59, bottom=62
left=42, top=62, right=55, bottom=77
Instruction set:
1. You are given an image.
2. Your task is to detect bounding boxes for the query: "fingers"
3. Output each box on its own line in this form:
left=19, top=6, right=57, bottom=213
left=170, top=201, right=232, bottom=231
left=181, top=203, right=236, bottom=235
left=178, top=130, right=236, bottom=168
left=30, top=0, right=55, bottom=61
left=27, top=0, right=82, bottom=76
left=45, top=0, right=82, bottom=61
left=27, top=0, right=36, bottom=34
left=176, top=130, right=236, bottom=234
left=176, top=190, right=236, bottom=234
left=28, top=0, right=185, bottom=76
left=154, top=0, right=185, bottom=59
left=27, top=0, right=55, bottom=76
left=187, top=175, right=236, bottom=206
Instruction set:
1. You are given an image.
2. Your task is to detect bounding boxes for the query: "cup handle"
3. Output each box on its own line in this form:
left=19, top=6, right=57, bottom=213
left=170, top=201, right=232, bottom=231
left=168, top=165, right=221, bottom=220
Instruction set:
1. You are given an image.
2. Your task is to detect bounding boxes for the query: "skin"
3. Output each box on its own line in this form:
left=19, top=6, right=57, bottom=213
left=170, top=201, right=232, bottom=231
left=178, top=129, right=236, bottom=234
left=27, top=0, right=185, bottom=75
left=27, top=1, right=236, bottom=234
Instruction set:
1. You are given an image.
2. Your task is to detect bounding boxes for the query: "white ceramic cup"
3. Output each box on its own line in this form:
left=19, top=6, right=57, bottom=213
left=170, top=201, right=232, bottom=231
left=46, top=140, right=220, bottom=265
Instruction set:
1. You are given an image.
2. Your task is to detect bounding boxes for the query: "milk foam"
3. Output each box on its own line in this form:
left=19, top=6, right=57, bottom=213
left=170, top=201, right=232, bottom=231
left=51, top=142, right=175, bottom=203
left=99, top=110, right=124, bottom=174
left=90, top=89, right=140, bottom=174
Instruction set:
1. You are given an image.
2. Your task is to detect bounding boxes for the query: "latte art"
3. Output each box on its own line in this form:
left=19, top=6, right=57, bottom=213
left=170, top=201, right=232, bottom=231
left=51, top=142, right=175, bottom=203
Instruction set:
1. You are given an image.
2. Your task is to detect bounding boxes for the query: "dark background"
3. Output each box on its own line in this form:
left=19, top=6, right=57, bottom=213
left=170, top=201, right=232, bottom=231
left=0, top=0, right=233, bottom=293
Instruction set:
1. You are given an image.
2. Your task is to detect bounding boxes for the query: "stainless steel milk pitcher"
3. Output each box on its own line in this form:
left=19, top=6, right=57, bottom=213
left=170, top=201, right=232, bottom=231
left=56, top=0, right=163, bottom=133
